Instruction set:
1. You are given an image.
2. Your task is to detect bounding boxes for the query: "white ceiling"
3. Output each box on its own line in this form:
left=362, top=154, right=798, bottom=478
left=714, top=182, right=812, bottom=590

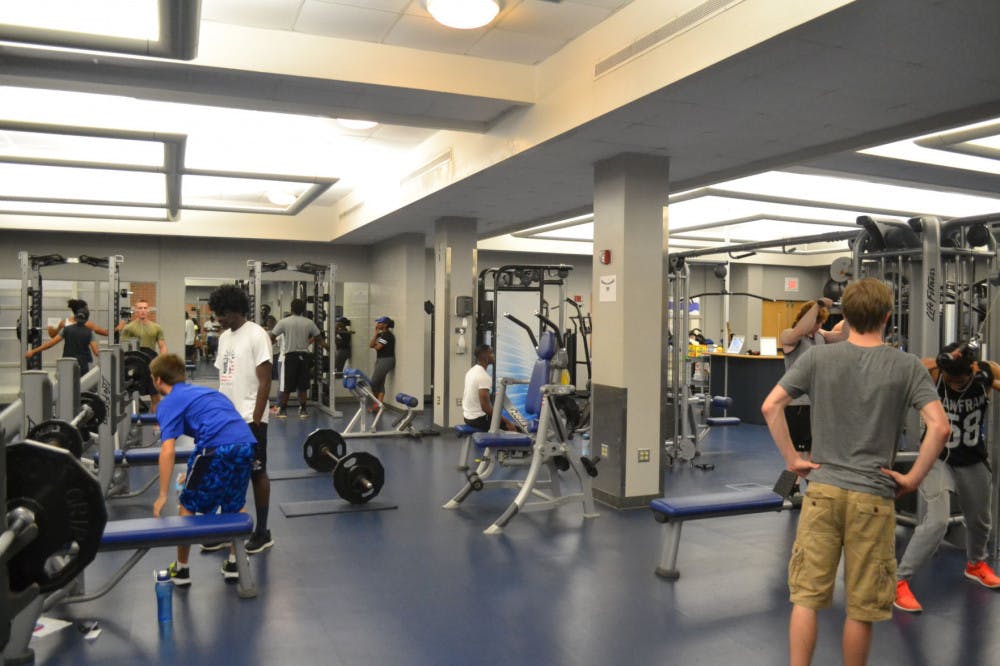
left=1, top=0, right=1000, bottom=256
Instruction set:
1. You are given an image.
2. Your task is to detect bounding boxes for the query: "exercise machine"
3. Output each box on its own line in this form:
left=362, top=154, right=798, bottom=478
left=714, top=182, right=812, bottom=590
left=337, top=368, right=437, bottom=439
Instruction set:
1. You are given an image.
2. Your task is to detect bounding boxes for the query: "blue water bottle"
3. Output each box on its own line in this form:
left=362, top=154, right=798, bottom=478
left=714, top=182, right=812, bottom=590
left=155, top=570, right=173, bottom=623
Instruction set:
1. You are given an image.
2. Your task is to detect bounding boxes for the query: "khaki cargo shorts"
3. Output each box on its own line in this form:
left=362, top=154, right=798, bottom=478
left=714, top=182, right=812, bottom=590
left=788, top=482, right=896, bottom=622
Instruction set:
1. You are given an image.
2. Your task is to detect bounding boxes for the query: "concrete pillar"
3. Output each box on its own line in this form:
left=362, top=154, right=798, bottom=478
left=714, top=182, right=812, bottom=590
left=370, top=233, right=426, bottom=407
left=590, top=153, right=670, bottom=508
left=432, top=218, right=478, bottom=426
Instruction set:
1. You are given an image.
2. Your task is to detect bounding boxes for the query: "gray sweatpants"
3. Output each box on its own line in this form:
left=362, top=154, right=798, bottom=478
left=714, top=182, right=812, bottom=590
left=371, top=357, right=395, bottom=395
left=897, top=459, right=993, bottom=579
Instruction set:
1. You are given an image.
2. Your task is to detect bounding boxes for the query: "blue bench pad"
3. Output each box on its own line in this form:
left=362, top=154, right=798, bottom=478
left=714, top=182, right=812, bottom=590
left=650, top=489, right=783, bottom=521
left=471, top=431, right=533, bottom=448
left=706, top=417, right=741, bottom=426
left=132, top=413, right=158, bottom=425
left=454, top=424, right=482, bottom=436
left=395, top=392, right=418, bottom=408
left=94, top=447, right=195, bottom=465
left=100, top=513, right=254, bottom=551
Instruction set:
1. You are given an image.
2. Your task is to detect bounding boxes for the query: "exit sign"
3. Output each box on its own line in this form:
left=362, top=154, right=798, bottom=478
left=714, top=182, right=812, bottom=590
left=784, top=277, right=799, bottom=292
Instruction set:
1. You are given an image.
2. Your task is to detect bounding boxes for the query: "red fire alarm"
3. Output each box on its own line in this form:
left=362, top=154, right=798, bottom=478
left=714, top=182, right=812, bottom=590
left=599, top=249, right=611, bottom=265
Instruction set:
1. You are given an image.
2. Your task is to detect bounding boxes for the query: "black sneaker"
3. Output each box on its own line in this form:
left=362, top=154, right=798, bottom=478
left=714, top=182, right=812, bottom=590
left=166, top=561, right=191, bottom=587
left=221, top=558, right=239, bottom=581
left=245, top=530, right=273, bottom=554
left=298, top=407, right=309, bottom=419
left=276, top=407, right=288, bottom=419
left=200, top=541, right=228, bottom=553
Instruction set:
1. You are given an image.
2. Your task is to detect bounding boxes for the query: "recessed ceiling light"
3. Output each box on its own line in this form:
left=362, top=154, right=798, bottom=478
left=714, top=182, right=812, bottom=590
left=266, top=189, right=297, bottom=206
left=336, top=118, right=378, bottom=131
left=426, top=0, right=500, bottom=30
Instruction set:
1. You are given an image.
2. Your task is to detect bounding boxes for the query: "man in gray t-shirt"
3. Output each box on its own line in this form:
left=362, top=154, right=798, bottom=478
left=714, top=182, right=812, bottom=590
left=270, top=298, right=322, bottom=418
left=762, top=278, right=948, bottom=666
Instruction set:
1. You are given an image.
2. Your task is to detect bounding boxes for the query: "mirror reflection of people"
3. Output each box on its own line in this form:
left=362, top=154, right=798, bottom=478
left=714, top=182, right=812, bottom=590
left=116, top=298, right=168, bottom=411
left=369, top=316, right=395, bottom=406
left=184, top=312, right=199, bottom=364
left=26, top=305, right=100, bottom=373
left=334, top=317, right=353, bottom=374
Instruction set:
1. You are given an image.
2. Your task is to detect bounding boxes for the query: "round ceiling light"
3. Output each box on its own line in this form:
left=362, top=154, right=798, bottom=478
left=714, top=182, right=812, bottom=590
left=426, top=0, right=500, bottom=30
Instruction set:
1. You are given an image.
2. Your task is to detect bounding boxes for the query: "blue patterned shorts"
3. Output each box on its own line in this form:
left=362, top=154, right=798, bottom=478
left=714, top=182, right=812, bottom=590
left=179, top=442, right=254, bottom=514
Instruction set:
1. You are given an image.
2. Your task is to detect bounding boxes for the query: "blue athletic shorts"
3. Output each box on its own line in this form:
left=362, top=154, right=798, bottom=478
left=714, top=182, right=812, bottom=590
left=179, top=442, right=254, bottom=514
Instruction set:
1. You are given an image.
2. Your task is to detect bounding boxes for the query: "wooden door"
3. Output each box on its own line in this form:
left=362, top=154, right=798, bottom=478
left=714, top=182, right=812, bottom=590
left=761, top=300, right=805, bottom=341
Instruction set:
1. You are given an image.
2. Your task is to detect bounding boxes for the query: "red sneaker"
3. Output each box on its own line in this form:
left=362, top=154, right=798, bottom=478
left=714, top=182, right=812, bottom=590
left=893, top=579, right=922, bottom=613
left=965, top=561, right=1000, bottom=588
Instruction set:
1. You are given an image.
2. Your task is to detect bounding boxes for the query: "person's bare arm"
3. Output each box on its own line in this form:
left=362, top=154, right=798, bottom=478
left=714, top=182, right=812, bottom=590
left=762, top=384, right=820, bottom=477
left=881, top=400, right=949, bottom=497
left=253, top=362, right=272, bottom=424
left=780, top=298, right=832, bottom=350
left=819, top=317, right=850, bottom=343
left=154, top=437, right=176, bottom=517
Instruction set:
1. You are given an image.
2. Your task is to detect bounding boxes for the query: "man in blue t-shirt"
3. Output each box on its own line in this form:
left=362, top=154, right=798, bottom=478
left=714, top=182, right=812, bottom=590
left=150, top=354, right=256, bottom=586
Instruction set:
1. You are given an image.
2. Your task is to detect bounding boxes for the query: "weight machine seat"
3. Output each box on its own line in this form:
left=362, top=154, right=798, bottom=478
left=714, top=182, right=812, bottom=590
left=650, top=489, right=788, bottom=580
left=93, top=446, right=195, bottom=465
left=131, top=413, right=158, bottom=425
left=101, top=513, right=254, bottom=551
left=454, top=424, right=483, bottom=437
left=471, top=431, right=533, bottom=448
left=706, top=417, right=741, bottom=426
left=395, top=392, right=418, bottom=408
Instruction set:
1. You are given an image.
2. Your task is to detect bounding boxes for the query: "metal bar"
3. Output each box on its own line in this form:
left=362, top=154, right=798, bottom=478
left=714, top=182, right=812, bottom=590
left=670, top=230, right=859, bottom=261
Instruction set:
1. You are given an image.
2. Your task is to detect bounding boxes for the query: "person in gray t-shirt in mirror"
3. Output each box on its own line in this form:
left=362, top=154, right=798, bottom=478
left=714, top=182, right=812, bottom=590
left=269, top=298, right=322, bottom=419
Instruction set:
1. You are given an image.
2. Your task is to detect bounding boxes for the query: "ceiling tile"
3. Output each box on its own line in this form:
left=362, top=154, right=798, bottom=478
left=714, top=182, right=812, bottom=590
left=467, top=28, right=566, bottom=65
left=201, top=0, right=304, bottom=30
left=315, top=0, right=411, bottom=11
left=296, top=0, right=399, bottom=41
left=383, top=14, right=486, bottom=54
left=498, top=0, right=611, bottom=40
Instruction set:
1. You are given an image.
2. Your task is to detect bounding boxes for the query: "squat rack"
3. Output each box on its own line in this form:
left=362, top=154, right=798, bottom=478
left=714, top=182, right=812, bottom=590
left=246, top=260, right=338, bottom=417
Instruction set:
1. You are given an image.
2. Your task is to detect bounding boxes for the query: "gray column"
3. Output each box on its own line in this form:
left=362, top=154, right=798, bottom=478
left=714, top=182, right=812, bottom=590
left=590, top=153, right=669, bottom=508
left=432, top=218, right=478, bottom=426
left=371, top=234, right=426, bottom=407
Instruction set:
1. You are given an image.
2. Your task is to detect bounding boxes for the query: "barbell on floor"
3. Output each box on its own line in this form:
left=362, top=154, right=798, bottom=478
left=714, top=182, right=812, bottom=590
left=302, top=429, right=384, bottom=504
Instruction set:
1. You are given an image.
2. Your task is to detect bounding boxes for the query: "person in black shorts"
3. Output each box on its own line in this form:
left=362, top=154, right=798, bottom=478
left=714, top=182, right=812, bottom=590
left=270, top=298, right=322, bottom=418
left=151, top=354, right=256, bottom=584
left=369, top=316, right=396, bottom=406
left=25, top=305, right=100, bottom=372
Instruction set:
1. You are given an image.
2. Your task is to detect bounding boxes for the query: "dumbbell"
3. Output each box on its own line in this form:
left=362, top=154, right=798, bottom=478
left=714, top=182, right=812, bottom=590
left=28, top=391, right=108, bottom=458
left=302, top=429, right=384, bottom=504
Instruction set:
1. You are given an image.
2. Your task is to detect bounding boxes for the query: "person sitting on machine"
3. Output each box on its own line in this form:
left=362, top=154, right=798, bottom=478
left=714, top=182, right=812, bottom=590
left=25, top=304, right=100, bottom=373
left=150, top=353, right=256, bottom=585
left=462, top=344, right=514, bottom=431
left=894, top=341, right=1000, bottom=613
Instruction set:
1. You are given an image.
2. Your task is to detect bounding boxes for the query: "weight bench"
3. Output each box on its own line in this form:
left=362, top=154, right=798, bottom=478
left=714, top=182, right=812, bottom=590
left=454, top=423, right=485, bottom=471
left=650, top=487, right=791, bottom=579
left=62, top=513, right=257, bottom=603
left=91, top=445, right=195, bottom=499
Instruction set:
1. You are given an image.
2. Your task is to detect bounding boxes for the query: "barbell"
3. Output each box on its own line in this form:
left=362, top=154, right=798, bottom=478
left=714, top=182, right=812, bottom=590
left=26, top=391, right=107, bottom=459
left=4, top=440, right=107, bottom=594
left=302, top=429, right=384, bottom=504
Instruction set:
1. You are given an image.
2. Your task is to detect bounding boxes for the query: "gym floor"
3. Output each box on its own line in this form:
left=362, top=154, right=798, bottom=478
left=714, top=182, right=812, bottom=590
left=30, top=379, right=1000, bottom=665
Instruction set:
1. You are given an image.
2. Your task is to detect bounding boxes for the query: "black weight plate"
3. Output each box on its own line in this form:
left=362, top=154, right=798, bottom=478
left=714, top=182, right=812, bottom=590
left=138, top=347, right=159, bottom=363
left=6, top=441, right=107, bottom=593
left=27, top=420, right=84, bottom=459
left=302, top=429, right=347, bottom=473
left=79, top=391, right=107, bottom=434
left=122, top=351, right=152, bottom=394
left=333, top=451, right=384, bottom=504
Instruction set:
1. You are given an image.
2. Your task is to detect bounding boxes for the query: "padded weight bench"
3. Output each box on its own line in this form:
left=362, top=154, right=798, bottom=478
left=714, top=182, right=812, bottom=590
left=63, top=513, right=257, bottom=602
left=92, top=445, right=195, bottom=499
left=650, top=488, right=790, bottom=579
left=454, top=423, right=485, bottom=471
left=131, top=413, right=158, bottom=425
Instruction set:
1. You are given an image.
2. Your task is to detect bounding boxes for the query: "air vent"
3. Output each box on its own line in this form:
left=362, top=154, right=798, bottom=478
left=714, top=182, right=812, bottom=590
left=595, top=0, right=745, bottom=78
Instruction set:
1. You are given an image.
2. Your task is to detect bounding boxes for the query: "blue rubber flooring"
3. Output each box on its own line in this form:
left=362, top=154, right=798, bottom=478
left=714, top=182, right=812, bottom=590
left=30, top=414, right=1000, bottom=665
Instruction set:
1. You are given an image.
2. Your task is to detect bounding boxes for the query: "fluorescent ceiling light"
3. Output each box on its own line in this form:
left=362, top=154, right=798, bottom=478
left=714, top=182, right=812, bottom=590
left=336, top=118, right=379, bottom=131
left=0, top=201, right=169, bottom=221
left=426, top=0, right=500, bottom=30
left=860, top=117, right=1000, bottom=175
left=0, top=0, right=159, bottom=40
left=0, top=163, right=166, bottom=204
left=266, top=190, right=297, bottom=206
left=0, top=129, right=164, bottom=167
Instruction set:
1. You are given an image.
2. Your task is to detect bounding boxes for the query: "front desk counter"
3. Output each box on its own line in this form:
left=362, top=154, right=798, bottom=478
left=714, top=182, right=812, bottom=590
left=708, top=353, right=785, bottom=425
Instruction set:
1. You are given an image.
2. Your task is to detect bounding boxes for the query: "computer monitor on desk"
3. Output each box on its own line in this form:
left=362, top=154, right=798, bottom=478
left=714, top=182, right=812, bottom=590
left=727, top=335, right=745, bottom=354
